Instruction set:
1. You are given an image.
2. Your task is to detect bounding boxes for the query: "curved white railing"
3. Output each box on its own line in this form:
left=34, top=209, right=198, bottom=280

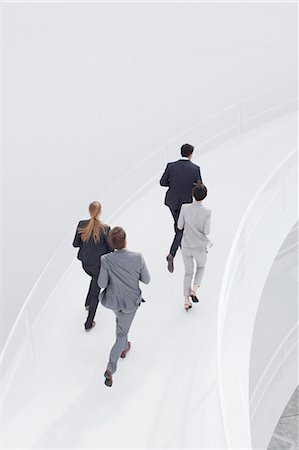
left=250, top=322, right=299, bottom=421
left=273, top=222, right=298, bottom=261
left=1, top=81, right=297, bottom=383
left=217, top=149, right=298, bottom=449
left=249, top=231, right=298, bottom=449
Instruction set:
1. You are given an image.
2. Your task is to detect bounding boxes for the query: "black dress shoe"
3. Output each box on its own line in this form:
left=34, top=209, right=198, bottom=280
left=104, top=370, right=113, bottom=387
left=190, top=294, right=199, bottom=303
left=166, top=254, right=174, bottom=273
left=85, top=321, right=96, bottom=331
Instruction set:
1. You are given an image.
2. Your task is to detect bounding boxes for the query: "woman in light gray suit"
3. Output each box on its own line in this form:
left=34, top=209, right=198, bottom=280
left=177, top=184, right=211, bottom=311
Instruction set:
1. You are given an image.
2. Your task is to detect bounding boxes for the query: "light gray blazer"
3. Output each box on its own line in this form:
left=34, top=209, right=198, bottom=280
left=177, top=201, right=211, bottom=249
left=98, top=249, right=150, bottom=313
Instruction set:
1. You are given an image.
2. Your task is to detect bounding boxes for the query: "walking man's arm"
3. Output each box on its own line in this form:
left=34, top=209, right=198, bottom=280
left=198, top=166, right=202, bottom=183
left=98, top=259, right=109, bottom=289
left=140, top=254, right=150, bottom=284
left=160, top=163, right=170, bottom=186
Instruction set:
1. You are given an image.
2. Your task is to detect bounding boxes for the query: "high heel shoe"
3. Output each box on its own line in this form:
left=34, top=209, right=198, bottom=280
left=184, top=301, right=192, bottom=311
left=189, top=290, right=199, bottom=303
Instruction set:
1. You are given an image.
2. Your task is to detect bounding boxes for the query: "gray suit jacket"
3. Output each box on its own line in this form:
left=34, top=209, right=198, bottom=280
left=98, top=249, right=150, bottom=313
left=177, top=201, right=211, bottom=249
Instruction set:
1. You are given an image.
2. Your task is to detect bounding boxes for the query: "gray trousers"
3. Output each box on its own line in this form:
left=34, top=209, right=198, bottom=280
left=107, top=309, right=136, bottom=374
left=181, top=247, right=207, bottom=296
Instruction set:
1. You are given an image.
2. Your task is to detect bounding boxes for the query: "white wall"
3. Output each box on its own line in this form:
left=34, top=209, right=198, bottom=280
left=2, top=2, right=297, bottom=346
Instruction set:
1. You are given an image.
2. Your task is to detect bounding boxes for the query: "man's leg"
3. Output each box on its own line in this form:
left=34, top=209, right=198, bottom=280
left=166, top=207, right=182, bottom=272
left=84, top=266, right=100, bottom=330
left=169, top=229, right=183, bottom=258
left=169, top=207, right=179, bottom=232
left=106, top=310, right=136, bottom=375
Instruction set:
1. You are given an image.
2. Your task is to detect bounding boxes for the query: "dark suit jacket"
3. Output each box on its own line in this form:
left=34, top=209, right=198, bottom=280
left=73, top=220, right=113, bottom=266
left=160, top=159, right=202, bottom=210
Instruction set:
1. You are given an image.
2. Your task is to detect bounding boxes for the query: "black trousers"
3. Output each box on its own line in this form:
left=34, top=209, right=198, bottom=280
left=169, top=207, right=183, bottom=257
left=82, top=263, right=100, bottom=329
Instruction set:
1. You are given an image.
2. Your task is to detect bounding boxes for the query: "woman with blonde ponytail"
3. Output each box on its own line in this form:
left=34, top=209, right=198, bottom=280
left=73, top=201, right=113, bottom=331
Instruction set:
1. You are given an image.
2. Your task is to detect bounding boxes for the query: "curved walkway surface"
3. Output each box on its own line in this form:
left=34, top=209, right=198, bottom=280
left=2, top=113, right=297, bottom=449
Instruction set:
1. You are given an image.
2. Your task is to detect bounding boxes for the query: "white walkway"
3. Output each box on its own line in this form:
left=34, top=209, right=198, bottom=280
left=2, top=113, right=297, bottom=449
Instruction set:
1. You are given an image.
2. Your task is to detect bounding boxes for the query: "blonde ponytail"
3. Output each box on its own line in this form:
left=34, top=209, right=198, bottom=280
left=78, top=201, right=108, bottom=243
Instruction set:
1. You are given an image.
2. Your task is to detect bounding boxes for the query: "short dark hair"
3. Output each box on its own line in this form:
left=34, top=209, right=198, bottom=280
left=193, top=183, right=207, bottom=201
left=181, top=143, right=194, bottom=157
left=108, top=226, right=126, bottom=250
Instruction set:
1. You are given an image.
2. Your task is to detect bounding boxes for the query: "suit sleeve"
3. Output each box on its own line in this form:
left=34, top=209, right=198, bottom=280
left=160, top=163, right=170, bottom=186
left=203, top=211, right=211, bottom=235
left=198, top=166, right=202, bottom=183
left=98, top=258, right=109, bottom=289
left=72, top=222, right=81, bottom=248
left=177, top=205, right=185, bottom=231
left=140, top=254, right=150, bottom=285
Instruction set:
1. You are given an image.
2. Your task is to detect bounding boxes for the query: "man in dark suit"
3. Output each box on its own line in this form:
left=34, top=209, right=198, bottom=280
left=160, top=143, right=202, bottom=272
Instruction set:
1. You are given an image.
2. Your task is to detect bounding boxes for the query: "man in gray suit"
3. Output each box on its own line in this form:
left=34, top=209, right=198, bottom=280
left=98, top=226, right=150, bottom=387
